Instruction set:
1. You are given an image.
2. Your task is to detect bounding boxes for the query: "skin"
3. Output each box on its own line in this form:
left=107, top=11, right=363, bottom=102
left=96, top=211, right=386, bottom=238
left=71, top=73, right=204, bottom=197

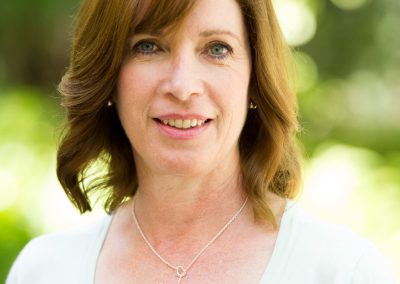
left=116, top=0, right=252, bottom=239
left=117, top=6, right=251, bottom=177
left=95, top=0, right=286, bottom=282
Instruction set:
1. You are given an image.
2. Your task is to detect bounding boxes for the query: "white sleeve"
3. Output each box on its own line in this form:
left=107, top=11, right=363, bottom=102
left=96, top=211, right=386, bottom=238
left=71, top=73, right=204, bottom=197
left=5, top=237, right=56, bottom=284
left=351, top=242, right=398, bottom=284
left=6, top=264, right=18, bottom=284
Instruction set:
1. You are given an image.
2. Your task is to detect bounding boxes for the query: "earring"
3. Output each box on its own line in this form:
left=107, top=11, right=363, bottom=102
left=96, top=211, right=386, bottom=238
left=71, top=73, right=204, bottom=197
left=107, top=100, right=113, bottom=107
left=249, top=101, right=257, bottom=109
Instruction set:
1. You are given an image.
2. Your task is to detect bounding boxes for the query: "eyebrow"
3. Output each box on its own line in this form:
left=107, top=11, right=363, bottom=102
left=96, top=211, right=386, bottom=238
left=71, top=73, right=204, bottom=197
left=131, top=29, right=243, bottom=44
left=199, top=29, right=241, bottom=43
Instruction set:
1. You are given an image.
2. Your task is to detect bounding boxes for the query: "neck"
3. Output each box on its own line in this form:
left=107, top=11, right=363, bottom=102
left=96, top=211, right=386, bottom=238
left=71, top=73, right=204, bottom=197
left=114, top=160, right=286, bottom=268
left=118, top=150, right=285, bottom=261
left=119, top=148, right=254, bottom=259
left=133, top=164, right=248, bottom=241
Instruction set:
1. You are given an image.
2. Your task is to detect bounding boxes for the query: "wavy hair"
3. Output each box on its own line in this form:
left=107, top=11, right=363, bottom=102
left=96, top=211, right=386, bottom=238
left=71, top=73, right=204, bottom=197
left=57, top=0, right=301, bottom=226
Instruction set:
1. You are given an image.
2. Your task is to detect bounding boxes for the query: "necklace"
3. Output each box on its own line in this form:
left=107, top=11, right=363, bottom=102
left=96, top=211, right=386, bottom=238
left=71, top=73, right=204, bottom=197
left=131, top=197, right=248, bottom=283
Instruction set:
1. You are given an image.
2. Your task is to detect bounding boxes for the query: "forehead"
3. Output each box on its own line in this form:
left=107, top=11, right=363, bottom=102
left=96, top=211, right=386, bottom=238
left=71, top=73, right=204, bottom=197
left=183, top=0, right=247, bottom=34
left=132, top=0, right=246, bottom=36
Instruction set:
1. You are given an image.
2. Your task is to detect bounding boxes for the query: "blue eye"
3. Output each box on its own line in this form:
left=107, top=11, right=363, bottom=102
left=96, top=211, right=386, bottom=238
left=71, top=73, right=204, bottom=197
left=207, top=42, right=232, bottom=59
left=133, top=40, right=159, bottom=55
left=210, top=44, right=227, bottom=55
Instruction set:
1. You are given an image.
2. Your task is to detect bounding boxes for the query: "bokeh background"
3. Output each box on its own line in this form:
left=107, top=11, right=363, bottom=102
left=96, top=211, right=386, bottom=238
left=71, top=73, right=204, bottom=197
left=0, top=0, right=399, bottom=282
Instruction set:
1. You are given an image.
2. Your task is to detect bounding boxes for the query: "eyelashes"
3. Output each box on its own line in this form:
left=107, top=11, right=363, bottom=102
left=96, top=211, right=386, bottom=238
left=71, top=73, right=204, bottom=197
left=130, top=39, right=234, bottom=61
left=132, top=40, right=160, bottom=56
left=204, top=42, right=233, bottom=60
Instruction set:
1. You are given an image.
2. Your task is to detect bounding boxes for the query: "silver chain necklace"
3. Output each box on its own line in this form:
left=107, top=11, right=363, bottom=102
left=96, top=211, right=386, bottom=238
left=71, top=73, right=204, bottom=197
left=131, top=197, right=248, bottom=283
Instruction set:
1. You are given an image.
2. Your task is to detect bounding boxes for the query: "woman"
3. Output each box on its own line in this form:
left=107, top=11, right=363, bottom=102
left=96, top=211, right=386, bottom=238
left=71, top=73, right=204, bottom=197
left=7, top=0, right=397, bottom=283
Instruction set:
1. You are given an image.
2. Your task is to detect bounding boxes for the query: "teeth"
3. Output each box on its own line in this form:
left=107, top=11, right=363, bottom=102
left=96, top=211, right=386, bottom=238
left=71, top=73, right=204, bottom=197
left=161, top=119, right=207, bottom=128
left=175, top=120, right=183, bottom=128
left=182, top=120, right=191, bottom=129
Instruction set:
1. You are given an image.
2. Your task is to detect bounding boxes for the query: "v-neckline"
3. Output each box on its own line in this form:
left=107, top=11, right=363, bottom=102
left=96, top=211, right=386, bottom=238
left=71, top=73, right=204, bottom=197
left=88, top=200, right=298, bottom=284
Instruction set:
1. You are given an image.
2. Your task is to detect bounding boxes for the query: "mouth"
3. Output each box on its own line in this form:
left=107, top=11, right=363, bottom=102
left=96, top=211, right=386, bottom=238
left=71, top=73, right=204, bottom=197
left=154, top=118, right=212, bottom=129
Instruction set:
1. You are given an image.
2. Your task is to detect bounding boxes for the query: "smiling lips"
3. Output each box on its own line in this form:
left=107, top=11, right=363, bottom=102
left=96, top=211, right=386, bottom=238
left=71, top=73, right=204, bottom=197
left=154, top=116, right=211, bottom=139
left=161, top=118, right=207, bottom=129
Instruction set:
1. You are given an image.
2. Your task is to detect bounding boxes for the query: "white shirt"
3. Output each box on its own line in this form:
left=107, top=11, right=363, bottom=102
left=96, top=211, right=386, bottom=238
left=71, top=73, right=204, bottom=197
left=6, top=201, right=398, bottom=284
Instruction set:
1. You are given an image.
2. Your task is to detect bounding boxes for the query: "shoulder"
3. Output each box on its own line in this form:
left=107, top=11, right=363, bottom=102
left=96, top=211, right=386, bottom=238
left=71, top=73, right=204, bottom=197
left=272, top=201, right=397, bottom=283
left=287, top=202, right=369, bottom=257
left=6, top=215, right=112, bottom=284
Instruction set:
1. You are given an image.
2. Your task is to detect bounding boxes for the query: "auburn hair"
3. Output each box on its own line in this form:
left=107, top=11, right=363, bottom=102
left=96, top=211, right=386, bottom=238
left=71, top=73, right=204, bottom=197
left=57, top=0, right=301, bottom=226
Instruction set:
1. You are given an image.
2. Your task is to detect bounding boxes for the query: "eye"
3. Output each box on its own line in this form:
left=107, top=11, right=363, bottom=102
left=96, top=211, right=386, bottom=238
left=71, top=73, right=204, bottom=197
left=206, top=42, right=233, bottom=59
left=132, top=40, right=159, bottom=55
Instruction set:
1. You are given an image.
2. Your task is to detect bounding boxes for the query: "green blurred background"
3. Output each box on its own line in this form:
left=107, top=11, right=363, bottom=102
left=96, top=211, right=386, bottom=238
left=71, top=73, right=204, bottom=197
left=0, top=0, right=399, bottom=282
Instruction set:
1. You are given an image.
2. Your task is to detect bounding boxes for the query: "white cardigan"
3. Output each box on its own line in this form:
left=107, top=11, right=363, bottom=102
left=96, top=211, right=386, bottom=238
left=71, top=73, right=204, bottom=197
left=7, top=201, right=397, bottom=284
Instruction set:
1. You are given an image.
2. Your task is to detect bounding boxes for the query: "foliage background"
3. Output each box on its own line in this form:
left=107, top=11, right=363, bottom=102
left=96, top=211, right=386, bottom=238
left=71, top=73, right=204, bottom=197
left=0, top=0, right=399, bottom=282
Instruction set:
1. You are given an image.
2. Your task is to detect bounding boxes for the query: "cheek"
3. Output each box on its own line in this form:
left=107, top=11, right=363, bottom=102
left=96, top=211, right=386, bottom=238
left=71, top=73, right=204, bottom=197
left=118, top=65, right=148, bottom=101
left=209, top=76, right=249, bottom=145
left=226, top=70, right=250, bottom=132
left=211, top=67, right=250, bottom=114
left=116, top=66, right=152, bottom=135
left=116, top=65, right=160, bottom=123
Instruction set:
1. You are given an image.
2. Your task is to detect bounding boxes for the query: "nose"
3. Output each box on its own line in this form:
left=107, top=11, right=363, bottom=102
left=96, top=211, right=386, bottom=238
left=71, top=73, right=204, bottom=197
left=158, top=52, right=204, bottom=102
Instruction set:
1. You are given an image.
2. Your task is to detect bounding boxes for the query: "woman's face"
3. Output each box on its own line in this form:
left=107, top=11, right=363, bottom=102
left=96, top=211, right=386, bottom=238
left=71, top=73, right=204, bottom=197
left=117, top=0, right=252, bottom=176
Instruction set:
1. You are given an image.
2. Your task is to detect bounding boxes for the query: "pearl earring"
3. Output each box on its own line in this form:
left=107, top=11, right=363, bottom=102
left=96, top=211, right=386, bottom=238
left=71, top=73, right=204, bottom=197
left=249, top=101, right=257, bottom=109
